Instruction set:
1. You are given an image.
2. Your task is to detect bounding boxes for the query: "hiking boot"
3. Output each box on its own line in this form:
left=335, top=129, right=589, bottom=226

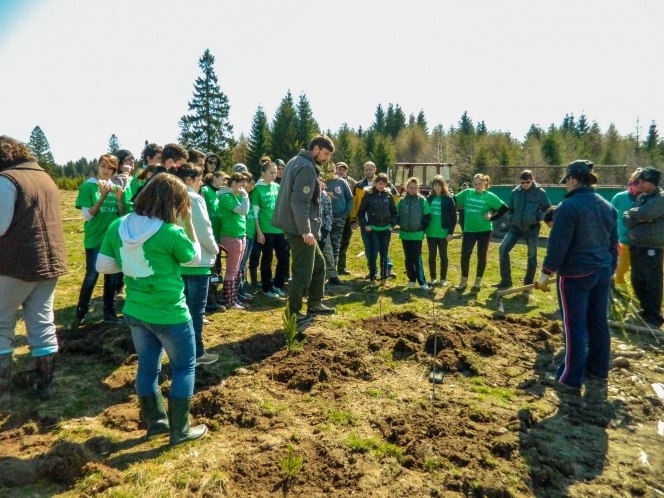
left=138, top=391, right=170, bottom=440
left=307, top=303, right=335, bottom=315
left=195, top=352, right=219, bottom=366
left=0, top=353, right=13, bottom=407
left=543, top=375, right=581, bottom=395
left=295, top=312, right=314, bottom=333
left=34, top=353, right=56, bottom=401
left=327, top=277, right=343, bottom=286
left=168, top=397, right=208, bottom=447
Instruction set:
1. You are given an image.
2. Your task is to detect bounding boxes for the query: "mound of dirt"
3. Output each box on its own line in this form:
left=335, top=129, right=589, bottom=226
left=39, top=441, right=98, bottom=485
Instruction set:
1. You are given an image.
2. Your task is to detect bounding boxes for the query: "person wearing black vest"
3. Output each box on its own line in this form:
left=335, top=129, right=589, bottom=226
left=0, top=136, right=69, bottom=406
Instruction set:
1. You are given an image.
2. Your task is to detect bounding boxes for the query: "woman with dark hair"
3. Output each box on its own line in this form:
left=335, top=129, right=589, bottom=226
left=425, top=175, right=457, bottom=286
left=173, top=164, right=220, bottom=367
left=204, top=153, right=220, bottom=174
left=96, top=173, right=208, bottom=447
left=72, top=154, right=127, bottom=327
left=535, top=160, right=618, bottom=392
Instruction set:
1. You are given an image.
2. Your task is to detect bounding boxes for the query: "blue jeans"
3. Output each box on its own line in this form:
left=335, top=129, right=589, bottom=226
left=498, top=226, right=540, bottom=285
left=182, top=274, right=209, bottom=358
left=76, top=247, right=119, bottom=317
left=239, top=236, right=254, bottom=279
left=556, top=266, right=612, bottom=388
left=124, top=314, right=196, bottom=398
left=365, top=229, right=391, bottom=280
left=360, top=228, right=393, bottom=273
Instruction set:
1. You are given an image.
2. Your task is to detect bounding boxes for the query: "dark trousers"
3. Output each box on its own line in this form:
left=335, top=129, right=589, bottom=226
left=426, top=237, right=449, bottom=282
left=329, top=216, right=347, bottom=272
left=556, top=266, right=612, bottom=388
left=402, top=239, right=426, bottom=285
left=259, top=233, right=289, bottom=292
left=361, top=227, right=393, bottom=272
left=630, top=246, right=664, bottom=324
left=366, top=229, right=391, bottom=280
left=76, top=248, right=119, bottom=317
left=285, top=232, right=325, bottom=313
left=337, top=216, right=353, bottom=272
left=498, top=226, right=540, bottom=285
left=460, top=231, right=492, bottom=278
left=248, top=238, right=262, bottom=281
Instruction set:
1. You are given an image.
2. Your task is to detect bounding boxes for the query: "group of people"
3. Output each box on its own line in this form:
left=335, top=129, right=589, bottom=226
left=2, top=129, right=664, bottom=445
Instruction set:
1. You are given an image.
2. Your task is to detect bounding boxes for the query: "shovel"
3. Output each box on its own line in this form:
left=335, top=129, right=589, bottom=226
left=496, top=279, right=555, bottom=313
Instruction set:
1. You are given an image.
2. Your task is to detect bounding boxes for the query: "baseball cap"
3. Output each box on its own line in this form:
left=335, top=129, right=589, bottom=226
left=232, top=163, right=249, bottom=173
left=336, top=162, right=348, bottom=169
left=275, top=159, right=285, bottom=166
left=559, top=160, right=594, bottom=184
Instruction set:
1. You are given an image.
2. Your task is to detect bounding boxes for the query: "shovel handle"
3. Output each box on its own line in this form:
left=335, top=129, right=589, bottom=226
left=496, top=279, right=554, bottom=298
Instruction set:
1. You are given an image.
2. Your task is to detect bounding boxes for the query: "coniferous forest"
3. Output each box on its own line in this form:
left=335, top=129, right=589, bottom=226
left=24, top=50, right=664, bottom=190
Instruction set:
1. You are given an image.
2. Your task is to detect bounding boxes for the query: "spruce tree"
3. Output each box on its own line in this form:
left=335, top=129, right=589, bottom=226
left=458, top=111, right=475, bottom=136
left=385, top=104, right=406, bottom=139
left=645, top=121, right=660, bottom=162
left=28, top=126, right=55, bottom=171
left=372, top=104, right=386, bottom=134
left=108, top=134, right=121, bottom=154
left=525, top=124, right=544, bottom=141
left=542, top=125, right=562, bottom=165
left=271, top=90, right=299, bottom=162
left=476, top=121, right=487, bottom=136
left=295, top=93, right=320, bottom=150
left=416, top=110, right=428, bottom=135
left=561, top=114, right=575, bottom=135
left=575, top=114, right=589, bottom=137
left=332, top=123, right=354, bottom=164
left=246, top=105, right=272, bottom=179
left=603, top=124, right=621, bottom=164
left=370, top=134, right=395, bottom=174
left=178, top=49, right=235, bottom=166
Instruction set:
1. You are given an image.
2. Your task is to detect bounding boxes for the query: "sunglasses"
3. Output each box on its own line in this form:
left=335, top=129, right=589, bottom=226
left=207, top=158, right=218, bottom=163
left=521, top=179, right=532, bottom=184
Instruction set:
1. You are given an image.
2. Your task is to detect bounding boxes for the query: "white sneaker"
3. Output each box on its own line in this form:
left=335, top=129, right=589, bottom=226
left=420, top=284, right=430, bottom=290
left=202, top=317, right=210, bottom=325
left=273, top=287, right=287, bottom=298
left=431, top=279, right=438, bottom=286
left=405, top=281, right=417, bottom=288
left=440, top=280, right=447, bottom=286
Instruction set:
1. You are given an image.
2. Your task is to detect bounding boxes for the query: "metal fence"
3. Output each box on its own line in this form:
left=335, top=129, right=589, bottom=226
left=483, top=165, right=629, bottom=187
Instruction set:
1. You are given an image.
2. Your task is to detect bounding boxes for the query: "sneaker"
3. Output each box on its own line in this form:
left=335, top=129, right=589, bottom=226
left=405, top=282, right=417, bottom=288
left=440, top=280, right=447, bottom=286
left=103, top=313, right=123, bottom=324
left=229, top=302, right=247, bottom=310
left=420, top=284, right=430, bottom=290
left=491, top=282, right=512, bottom=289
left=388, top=271, right=397, bottom=279
left=195, top=352, right=219, bottom=366
left=327, top=277, right=343, bottom=286
left=202, top=317, right=210, bottom=325
left=431, top=279, right=438, bottom=286
left=263, top=291, right=279, bottom=298
left=307, top=303, right=336, bottom=315
left=339, top=269, right=351, bottom=276
left=295, top=313, right=313, bottom=332
left=238, top=291, right=254, bottom=301
left=273, top=287, right=287, bottom=298
left=380, top=279, right=389, bottom=287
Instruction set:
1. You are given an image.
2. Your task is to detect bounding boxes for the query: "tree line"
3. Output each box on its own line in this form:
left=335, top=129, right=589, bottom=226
left=24, top=49, right=664, bottom=190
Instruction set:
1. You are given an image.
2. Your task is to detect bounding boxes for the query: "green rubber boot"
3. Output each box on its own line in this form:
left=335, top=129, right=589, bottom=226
left=34, top=353, right=56, bottom=401
left=168, top=397, right=207, bottom=447
left=0, top=353, right=13, bottom=407
left=138, top=391, right=170, bottom=440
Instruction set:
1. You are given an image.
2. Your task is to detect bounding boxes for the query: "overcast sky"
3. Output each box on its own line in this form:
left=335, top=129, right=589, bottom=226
left=1, top=0, right=662, bottom=164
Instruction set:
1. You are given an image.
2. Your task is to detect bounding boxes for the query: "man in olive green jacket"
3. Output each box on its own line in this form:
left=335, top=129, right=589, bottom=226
left=273, top=135, right=336, bottom=331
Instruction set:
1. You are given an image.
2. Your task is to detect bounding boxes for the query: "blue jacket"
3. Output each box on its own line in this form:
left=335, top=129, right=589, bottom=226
left=542, top=186, right=618, bottom=276
left=326, top=177, right=353, bottom=217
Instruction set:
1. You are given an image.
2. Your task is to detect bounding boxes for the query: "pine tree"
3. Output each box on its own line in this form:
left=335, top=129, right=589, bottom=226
left=246, top=105, right=272, bottom=179
left=295, top=93, right=320, bottom=150
left=385, top=104, right=406, bottom=139
left=178, top=49, right=235, bottom=166
left=416, top=110, right=428, bottom=135
left=408, top=113, right=416, bottom=128
left=575, top=114, right=589, bottom=137
left=370, top=134, right=395, bottom=174
left=603, top=123, right=621, bottom=164
left=372, top=104, right=386, bottom=134
left=561, top=113, right=575, bottom=135
left=542, top=125, right=562, bottom=165
left=271, top=90, right=299, bottom=161
left=525, top=124, right=544, bottom=142
left=332, top=123, right=354, bottom=164
left=108, top=134, right=121, bottom=154
left=28, top=126, right=55, bottom=172
left=476, top=121, right=487, bottom=136
left=458, top=111, right=475, bottom=136
left=645, top=121, right=660, bottom=162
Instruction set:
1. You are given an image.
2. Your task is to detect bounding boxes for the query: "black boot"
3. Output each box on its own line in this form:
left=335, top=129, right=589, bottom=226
left=103, top=305, right=123, bottom=324
left=138, top=391, right=170, bottom=440
left=168, top=397, right=207, bottom=447
left=0, top=353, right=13, bottom=407
left=34, top=353, right=56, bottom=401
left=249, top=268, right=259, bottom=288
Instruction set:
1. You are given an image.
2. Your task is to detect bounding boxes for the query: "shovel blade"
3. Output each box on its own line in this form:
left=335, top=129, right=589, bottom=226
left=429, top=372, right=444, bottom=384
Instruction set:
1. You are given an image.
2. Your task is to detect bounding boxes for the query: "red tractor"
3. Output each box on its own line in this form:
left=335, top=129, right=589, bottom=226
left=390, top=163, right=453, bottom=196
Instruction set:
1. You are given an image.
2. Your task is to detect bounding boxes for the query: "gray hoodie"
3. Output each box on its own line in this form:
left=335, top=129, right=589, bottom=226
left=179, top=186, right=219, bottom=268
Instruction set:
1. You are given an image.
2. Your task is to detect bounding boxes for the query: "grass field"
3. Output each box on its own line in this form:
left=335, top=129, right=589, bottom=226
left=1, top=190, right=663, bottom=497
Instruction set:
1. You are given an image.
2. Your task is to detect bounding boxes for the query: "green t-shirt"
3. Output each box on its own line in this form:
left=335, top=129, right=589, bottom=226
left=246, top=199, right=256, bottom=238
left=99, top=217, right=197, bottom=325
left=397, top=197, right=431, bottom=241
left=251, top=182, right=282, bottom=234
left=75, top=179, right=122, bottom=249
left=200, top=185, right=222, bottom=242
left=425, top=196, right=449, bottom=239
left=454, top=189, right=505, bottom=233
left=130, top=174, right=145, bottom=196
left=218, top=192, right=247, bottom=238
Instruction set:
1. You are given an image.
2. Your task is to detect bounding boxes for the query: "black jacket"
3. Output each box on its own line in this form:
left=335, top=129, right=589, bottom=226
left=507, top=182, right=551, bottom=231
left=426, top=194, right=457, bottom=235
left=358, top=188, right=398, bottom=228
